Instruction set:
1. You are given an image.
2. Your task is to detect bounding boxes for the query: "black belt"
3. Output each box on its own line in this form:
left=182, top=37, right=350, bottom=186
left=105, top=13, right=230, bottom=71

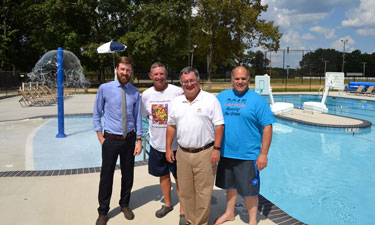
left=104, top=130, right=135, bottom=140
left=179, top=142, right=214, bottom=153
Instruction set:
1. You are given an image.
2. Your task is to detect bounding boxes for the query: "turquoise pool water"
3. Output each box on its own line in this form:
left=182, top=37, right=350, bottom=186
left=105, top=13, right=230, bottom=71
left=262, top=95, right=374, bottom=225
left=32, top=94, right=374, bottom=225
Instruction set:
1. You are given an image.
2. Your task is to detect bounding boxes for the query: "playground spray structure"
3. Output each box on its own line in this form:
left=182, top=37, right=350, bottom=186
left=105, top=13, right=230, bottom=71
left=27, top=47, right=90, bottom=138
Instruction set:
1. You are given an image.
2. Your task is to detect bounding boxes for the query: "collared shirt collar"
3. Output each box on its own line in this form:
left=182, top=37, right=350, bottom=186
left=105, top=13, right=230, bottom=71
left=116, top=79, right=129, bottom=88
left=182, top=89, right=202, bottom=103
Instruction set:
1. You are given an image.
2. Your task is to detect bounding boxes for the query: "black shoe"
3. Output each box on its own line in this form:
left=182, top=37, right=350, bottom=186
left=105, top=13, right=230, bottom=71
left=121, top=207, right=135, bottom=220
left=179, top=214, right=186, bottom=225
left=155, top=205, right=173, bottom=218
left=96, top=215, right=107, bottom=225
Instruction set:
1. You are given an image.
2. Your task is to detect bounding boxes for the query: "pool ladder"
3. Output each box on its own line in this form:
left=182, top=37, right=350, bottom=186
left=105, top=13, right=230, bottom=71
left=318, top=85, right=325, bottom=99
left=142, top=131, right=150, bottom=161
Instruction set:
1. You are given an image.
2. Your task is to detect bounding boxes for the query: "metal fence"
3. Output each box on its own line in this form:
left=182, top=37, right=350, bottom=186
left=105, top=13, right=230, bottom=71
left=0, top=71, right=27, bottom=96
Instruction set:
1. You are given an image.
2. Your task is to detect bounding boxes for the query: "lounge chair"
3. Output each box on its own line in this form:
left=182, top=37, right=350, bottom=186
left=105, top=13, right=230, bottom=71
left=365, top=86, right=374, bottom=96
left=45, top=86, right=71, bottom=98
left=18, top=90, right=50, bottom=107
left=350, top=85, right=365, bottom=95
left=38, top=86, right=57, bottom=100
left=45, top=86, right=57, bottom=95
left=25, top=89, right=56, bottom=104
left=39, top=86, right=54, bottom=96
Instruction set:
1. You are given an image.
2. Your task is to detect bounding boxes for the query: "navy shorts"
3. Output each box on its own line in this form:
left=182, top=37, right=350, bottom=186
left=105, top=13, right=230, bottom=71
left=215, top=157, right=260, bottom=197
left=148, top=145, right=177, bottom=179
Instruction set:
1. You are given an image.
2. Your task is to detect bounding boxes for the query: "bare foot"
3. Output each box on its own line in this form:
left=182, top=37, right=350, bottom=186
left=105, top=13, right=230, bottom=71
left=214, top=213, right=235, bottom=225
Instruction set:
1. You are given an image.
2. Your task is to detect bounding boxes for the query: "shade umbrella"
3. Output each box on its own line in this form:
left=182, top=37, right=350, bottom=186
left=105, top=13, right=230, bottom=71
left=97, top=41, right=127, bottom=79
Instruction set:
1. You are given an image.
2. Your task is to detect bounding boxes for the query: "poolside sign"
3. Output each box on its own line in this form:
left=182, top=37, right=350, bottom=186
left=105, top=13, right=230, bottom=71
left=255, top=74, right=271, bottom=95
left=325, top=72, right=345, bottom=91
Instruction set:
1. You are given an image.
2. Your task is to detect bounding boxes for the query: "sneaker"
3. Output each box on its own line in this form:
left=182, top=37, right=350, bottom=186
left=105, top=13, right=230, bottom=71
left=96, top=215, right=107, bottom=225
left=155, top=205, right=173, bottom=218
left=179, top=214, right=186, bottom=225
left=121, top=207, right=135, bottom=220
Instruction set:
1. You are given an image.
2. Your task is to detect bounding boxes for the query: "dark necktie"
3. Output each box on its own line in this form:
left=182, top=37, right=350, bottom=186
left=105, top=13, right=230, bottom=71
left=122, top=85, right=127, bottom=137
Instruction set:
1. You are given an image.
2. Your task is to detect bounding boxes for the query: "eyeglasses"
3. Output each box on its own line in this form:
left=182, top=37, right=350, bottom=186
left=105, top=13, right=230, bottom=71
left=180, top=79, right=198, bottom=85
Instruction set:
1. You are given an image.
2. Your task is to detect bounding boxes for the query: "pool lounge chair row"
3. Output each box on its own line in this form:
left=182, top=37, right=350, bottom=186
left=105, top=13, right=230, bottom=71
left=350, top=85, right=375, bottom=96
left=18, top=86, right=59, bottom=107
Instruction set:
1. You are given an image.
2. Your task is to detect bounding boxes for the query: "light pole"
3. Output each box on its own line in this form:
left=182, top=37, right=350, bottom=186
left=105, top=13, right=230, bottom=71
left=309, top=64, right=312, bottom=91
left=341, top=39, right=348, bottom=72
left=269, top=51, right=272, bottom=76
left=285, top=65, right=290, bottom=92
left=323, top=60, right=328, bottom=74
left=362, top=62, right=367, bottom=77
left=190, top=45, right=197, bottom=67
left=187, top=1, right=192, bottom=66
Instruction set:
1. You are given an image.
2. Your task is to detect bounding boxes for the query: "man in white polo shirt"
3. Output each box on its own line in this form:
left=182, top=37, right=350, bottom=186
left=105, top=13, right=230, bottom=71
left=166, top=67, right=224, bottom=225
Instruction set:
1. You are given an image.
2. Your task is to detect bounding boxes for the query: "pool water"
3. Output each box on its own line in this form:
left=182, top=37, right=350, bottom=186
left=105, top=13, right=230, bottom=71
left=261, top=95, right=375, bottom=225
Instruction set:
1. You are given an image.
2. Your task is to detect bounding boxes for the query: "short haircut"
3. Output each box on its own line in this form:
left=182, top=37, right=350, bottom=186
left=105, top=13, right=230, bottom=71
left=149, top=62, right=167, bottom=74
left=179, top=66, right=200, bottom=80
left=231, top=66, right=250, bottom=80
left=116, top=56, right=133, bottom=68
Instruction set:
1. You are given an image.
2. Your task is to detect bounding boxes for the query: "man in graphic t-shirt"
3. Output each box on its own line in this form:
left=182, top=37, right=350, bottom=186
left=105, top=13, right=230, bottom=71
left=141, top=62, right=185, bottom=224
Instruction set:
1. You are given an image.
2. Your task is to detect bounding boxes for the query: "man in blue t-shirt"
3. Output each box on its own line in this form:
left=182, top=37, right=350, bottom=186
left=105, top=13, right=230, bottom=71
left=214, top=66, right=275, bottom=225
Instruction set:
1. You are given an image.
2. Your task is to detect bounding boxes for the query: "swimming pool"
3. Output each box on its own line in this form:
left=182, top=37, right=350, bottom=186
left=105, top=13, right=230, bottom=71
left=261, top=95, right=374, bottom=225
left=31, top=94, right=374, bottom=225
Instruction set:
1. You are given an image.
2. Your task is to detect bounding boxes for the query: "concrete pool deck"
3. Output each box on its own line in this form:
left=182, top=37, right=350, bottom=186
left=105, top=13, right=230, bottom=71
left=0, top=91, right=374, bottom=225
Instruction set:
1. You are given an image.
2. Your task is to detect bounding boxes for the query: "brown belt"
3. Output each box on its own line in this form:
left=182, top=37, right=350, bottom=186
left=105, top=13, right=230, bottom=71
left=104, top=130, right=135, bottom=140
left=179, top=142, right=214, bottom=153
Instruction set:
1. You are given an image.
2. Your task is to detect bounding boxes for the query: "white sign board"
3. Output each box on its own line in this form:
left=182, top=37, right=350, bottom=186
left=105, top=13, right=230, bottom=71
left=255, top=74, right=271, bottom=95
left=325, top=72, right=344, bottom=91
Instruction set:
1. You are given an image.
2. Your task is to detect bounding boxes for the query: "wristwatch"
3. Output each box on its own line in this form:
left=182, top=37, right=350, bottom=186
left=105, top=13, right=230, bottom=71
left=213, top=146, right=221, bottom=150
left=136, top=137, right=142, bottom=141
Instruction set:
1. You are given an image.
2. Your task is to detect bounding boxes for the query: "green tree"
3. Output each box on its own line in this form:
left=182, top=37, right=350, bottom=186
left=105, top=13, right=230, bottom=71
left=120, top=1, right=189, bottom=73
left=80, top=0, right=134, bottom=82
left=0, top=0, right=21, bottom=70
left=243, top=50, right=269, bottom=75
left=299, top=48, right=341, bottom=76
left=193, top=0, right=281, bottom=81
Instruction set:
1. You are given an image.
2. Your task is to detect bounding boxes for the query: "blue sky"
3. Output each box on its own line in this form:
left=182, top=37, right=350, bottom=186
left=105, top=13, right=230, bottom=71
left=260, top=0, right=375, bottom=68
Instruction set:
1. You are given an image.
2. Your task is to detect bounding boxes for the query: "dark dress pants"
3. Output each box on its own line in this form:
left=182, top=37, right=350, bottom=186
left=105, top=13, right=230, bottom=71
left=97, top=134, right=136, bottom=215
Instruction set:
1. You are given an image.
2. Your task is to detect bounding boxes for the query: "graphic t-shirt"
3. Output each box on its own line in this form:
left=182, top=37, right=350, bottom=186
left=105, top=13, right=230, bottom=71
left=216, top=89, right=276, bottom=160
left=141, top=84, right=183, bottom=152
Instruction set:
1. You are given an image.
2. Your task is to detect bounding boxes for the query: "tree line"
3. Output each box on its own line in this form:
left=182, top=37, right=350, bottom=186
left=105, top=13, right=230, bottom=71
left=299, top=48, right=375, bottom=77
left=1, top=0, right=281, bottom=82
left=261, top=48, right=375, bottom=79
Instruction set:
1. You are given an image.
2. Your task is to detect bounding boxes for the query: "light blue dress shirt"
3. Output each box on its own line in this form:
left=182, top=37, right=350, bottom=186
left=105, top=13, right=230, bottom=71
left=93, top=80, right=143, bottom=136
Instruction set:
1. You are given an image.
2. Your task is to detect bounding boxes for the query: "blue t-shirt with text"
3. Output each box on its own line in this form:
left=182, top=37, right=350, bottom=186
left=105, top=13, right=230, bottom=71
left=217, top=89, right=276, bottom=160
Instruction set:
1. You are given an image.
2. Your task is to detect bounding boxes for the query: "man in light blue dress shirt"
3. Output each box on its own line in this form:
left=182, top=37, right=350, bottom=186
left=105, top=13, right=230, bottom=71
left=93, top=56, right=143, bottom=225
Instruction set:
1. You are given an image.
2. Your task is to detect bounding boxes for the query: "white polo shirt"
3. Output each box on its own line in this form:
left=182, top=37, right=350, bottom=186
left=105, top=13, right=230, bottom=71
left=168, top=90, right=224, bottom=148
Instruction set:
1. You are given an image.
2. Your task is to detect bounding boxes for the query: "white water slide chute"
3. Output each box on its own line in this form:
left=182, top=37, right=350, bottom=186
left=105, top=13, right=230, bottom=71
left=255, top=74, right=294, bottom=115
left=303, top=72, right=345, bottom=114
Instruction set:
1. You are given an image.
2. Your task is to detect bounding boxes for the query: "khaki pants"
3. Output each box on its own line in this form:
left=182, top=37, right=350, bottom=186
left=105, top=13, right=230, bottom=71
left=176, top=146, right=217, bottom=225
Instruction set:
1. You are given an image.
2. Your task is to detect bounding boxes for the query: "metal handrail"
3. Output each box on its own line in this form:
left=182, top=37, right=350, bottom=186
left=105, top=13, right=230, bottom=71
left=141, top=117, right=150, bottom=161
left=318, top=85, right=324, bottom=98
left=142, top=131, right=150, bottom=161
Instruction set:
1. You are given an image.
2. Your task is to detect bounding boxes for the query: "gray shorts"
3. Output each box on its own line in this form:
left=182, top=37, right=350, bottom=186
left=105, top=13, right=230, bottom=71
left=215, top=157, right=260, bottom=197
